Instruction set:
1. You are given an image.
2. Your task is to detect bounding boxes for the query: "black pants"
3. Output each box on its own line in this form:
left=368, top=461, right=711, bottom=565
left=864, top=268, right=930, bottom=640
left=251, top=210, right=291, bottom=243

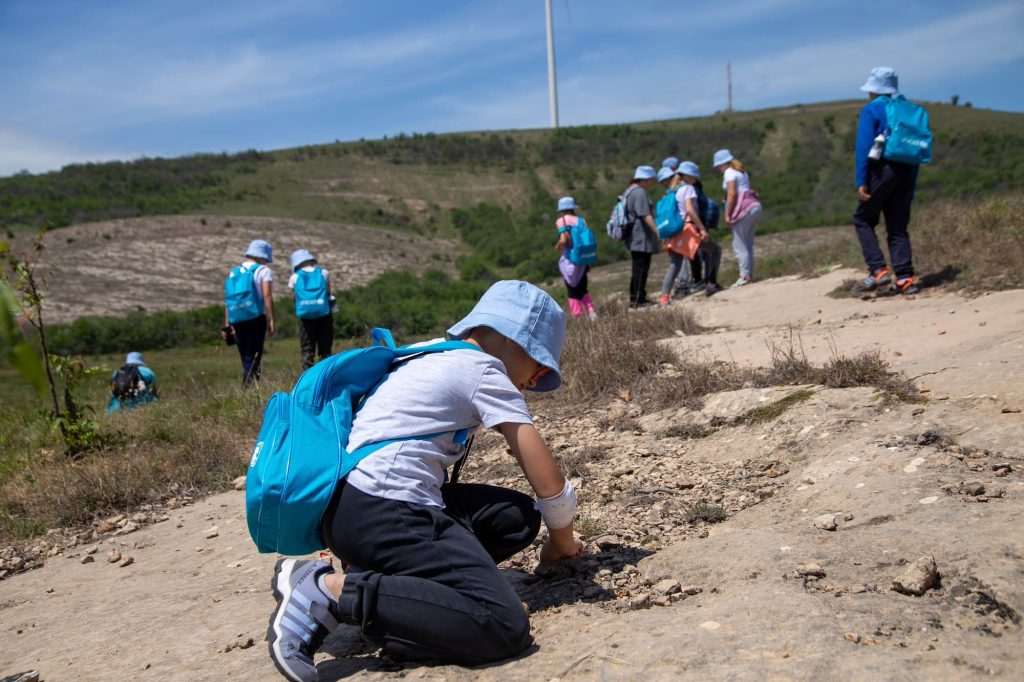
left=321, top=481, right=540, bottom=664
left=629, top=252, right=653, bottom=306
left=698, top=237, right=722, bottom=287
left=233, top=315, right=266, bottom=387
left=689, top=253, right=703, bottom=283
left=853, top=160, right=916, bottom=279
left=565, top=270, right=589, bottom=299
left=298, top=313, right=334, bottom=370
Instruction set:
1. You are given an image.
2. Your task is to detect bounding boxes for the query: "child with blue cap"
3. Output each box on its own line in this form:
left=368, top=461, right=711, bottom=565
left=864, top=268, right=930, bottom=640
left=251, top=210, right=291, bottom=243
left=265, top=280, right=583, bottom=681
left=106, top=352, right=158, bottom=413
left=288, top=248, right=334, bottom=370
left=624, top=165, right=661, bottom=307
left=852, top=66, right=921, bottom=295
left=223, top=239, right=276, bottom=386
left=554, top=196, right=598, bottom=320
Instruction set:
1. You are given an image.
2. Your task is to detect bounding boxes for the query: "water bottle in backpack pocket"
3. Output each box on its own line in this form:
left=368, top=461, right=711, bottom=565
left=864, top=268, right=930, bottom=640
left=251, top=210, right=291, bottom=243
left=878, top=94, right=932, bottom=165
left=225, top=264, right=262, bottom=324
left=655, top=190, right=684, bottom=239
left=294, top=268, right=331, bottom=319
left=566, top=217, right=598, bottom=266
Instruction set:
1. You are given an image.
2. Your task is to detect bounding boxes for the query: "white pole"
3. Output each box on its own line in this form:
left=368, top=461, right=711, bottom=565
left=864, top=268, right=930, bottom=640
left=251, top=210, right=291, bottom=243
left=545, top=0, right=559, bottom=128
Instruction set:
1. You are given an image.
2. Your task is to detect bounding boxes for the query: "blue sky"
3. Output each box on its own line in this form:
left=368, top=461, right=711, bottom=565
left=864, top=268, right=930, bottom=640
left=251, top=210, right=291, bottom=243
left=1, top=0, right=1022, bottom=176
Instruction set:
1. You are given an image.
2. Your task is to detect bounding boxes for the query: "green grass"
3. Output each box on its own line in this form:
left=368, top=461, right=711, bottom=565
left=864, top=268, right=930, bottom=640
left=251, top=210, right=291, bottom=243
left=735, top=389, right=815, bottom=425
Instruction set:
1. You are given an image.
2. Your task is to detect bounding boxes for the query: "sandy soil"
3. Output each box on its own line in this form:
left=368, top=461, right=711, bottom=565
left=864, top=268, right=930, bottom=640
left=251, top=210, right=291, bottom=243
left=1, top=269, right=1022, bottom=681
left=30, top=215, right=460, bottom=323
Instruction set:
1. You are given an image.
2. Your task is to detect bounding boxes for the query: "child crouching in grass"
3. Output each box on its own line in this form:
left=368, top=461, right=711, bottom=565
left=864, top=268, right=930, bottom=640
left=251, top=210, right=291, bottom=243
left=267, top=280, right=584, bottom=681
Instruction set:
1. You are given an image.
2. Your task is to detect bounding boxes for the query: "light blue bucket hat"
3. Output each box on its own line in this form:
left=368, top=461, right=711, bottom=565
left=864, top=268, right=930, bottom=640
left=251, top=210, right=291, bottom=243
left=657, top=166, right=676, bottom=183
left=661, top=156, right=679, bottom=169
left=245, top=239, right=273, bottom=263
left=290, top=248, right=316, bottom=272
left=677, top=161, right=700, bottom=178
left=125, top=352, right=145, bottom=366
left=860, top=66, right=898, bottom=95
left=633, top=165, right=657, bottom=181
left=447, top=280, right=566, bottom=392
left=713, top=149, right=734, bottom=167
left=557, top=196, right=577, bottom=212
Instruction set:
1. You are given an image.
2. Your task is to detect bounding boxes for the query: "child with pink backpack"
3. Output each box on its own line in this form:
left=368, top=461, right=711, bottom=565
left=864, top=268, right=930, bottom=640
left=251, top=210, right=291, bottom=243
left=554, top=196, right=598, bottom=320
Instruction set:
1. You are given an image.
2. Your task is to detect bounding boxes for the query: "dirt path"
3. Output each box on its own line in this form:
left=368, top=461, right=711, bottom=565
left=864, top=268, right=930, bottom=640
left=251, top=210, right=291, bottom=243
left=2, top=270, right=1022, bottom=681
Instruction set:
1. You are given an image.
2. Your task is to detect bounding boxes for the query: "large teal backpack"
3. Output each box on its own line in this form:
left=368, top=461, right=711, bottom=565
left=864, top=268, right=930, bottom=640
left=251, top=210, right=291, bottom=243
left=565, top=217, right=597, bottom=266
left=245, top=328, right=481, bottom=556
left=877, top=94, right=932, bottom=165
left=655, top=189, right=684, bottom=239
left=294, top=267, right=330, bottom=320
left=225, top=264, right=261, bottom=324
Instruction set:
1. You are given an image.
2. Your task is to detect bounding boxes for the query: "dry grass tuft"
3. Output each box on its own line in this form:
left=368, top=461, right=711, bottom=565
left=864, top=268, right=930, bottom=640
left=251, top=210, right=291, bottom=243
left=557, top=301, right=701, bottom=402
left=685, top=500, right=728, bottom=524
left=555, top=446, right=608, bottom=479
left=914, top=195, right=1024, bottom=292
left=0, top=373, right=281, bottom=541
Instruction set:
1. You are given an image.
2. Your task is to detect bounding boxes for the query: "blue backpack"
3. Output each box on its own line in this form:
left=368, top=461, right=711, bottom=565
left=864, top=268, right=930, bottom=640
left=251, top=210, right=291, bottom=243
left=565, top=217, right=597, bottom=266
left=245, top=328, right=481, bottom=556
left=696, top=187, right=720, bottom=231
left=655, top=189, right=683, bottom=239
left=294, top=268, right=330, bottom=320
left=225, top=264, right=262, bottom=324
left=877, top=95, right=932, bottom=165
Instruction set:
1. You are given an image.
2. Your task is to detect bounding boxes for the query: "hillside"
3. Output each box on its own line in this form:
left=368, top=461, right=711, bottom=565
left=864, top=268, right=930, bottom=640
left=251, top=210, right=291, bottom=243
left=4, top=100, right=1024, bottom=239
left=5, top=99, right=1023, bottom=329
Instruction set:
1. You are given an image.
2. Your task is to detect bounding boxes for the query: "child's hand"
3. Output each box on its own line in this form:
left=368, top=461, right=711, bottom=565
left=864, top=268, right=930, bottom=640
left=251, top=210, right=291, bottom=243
left=539, top=533, right=584, bottom=564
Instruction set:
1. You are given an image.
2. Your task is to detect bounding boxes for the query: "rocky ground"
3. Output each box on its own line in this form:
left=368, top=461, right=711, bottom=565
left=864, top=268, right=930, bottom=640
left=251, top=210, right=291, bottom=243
left=1, top=268, right=1022, bottom=681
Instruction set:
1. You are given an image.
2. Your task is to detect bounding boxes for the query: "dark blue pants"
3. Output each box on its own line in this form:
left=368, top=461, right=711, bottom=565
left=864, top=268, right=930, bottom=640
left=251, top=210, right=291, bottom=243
left=853, top=161, right=916, bottom=279
left=298, top=313, right=333, bottom=370
left=321, top=481, right=540, bottom=664
left=233, top=314, right=267, bottom=386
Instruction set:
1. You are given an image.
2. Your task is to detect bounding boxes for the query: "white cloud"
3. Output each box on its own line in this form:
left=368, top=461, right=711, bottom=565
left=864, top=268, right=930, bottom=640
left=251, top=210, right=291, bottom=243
left=0, top=129, right=133, bottom=177
left=32, top=8, right=540, bottom=125
left=733, top=1, right=1024, bottom=108
left=460, top=1, right=1024, bottom=129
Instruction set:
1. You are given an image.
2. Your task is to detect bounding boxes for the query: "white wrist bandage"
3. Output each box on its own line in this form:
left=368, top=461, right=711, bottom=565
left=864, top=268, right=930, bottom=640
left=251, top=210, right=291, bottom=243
left=536, top=479, right=576, bottom=530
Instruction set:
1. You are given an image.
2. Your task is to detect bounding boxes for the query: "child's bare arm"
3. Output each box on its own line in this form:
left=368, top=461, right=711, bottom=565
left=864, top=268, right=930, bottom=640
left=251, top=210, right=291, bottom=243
left=498, top=422, right=584, bottom=561
left=498, top=421, right=564, bottom=497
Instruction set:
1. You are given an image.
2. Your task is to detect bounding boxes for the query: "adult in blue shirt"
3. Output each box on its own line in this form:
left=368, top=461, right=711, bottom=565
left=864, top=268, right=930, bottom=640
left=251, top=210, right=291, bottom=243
left=853, top=67, right=919, bottom=295
left=107, top=352, right=158, bottom=413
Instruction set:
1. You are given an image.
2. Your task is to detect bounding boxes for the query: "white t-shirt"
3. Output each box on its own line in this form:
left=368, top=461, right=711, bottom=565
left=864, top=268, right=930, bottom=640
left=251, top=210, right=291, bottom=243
left=241, top=260, right=273, bottom=312
left=287, top=265, right=331, bottom=290
left=723, top=168, right=751, bottom=193
left=675, top=184, right=698, bottom=222
left=346, top=342, right=533, bottom=508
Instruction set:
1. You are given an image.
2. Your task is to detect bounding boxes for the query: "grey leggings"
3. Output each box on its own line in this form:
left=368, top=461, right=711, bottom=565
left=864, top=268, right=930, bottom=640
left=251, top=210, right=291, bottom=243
left=730, top=203, right=762, bottom=279
left=660, top=252, right=692, bottom=296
